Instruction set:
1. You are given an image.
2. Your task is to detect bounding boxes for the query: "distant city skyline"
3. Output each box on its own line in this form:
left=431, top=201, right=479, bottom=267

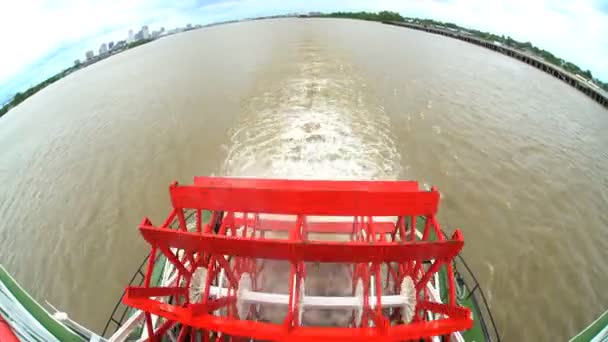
left=78, top=23, right=195, bottom=68
left=0, top=18, right=209, bottom=105
left=1, top=0, right=607, bottom=105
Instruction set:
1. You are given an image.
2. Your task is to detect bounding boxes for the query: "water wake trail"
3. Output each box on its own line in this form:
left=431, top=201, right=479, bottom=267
left=221, top=45, right=401, bottom=180
left=219, top=44, right=403, bottom=326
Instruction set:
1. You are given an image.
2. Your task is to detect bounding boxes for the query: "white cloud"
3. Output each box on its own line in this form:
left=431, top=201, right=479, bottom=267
left=0, top=0, right=607, bottom=101
left=1, top=1, right=136, bottom=83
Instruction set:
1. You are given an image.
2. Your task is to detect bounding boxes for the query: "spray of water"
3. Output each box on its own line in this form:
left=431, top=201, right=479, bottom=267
left=221, top=47, right=401, bottom=180
left=220, top=45, right=402, bottom=326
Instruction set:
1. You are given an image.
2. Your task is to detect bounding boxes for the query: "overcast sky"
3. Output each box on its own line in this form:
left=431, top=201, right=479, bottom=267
left=1, top=0, right=607, bottom=104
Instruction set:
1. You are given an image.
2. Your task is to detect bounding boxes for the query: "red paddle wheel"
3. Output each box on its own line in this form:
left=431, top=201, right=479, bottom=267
left=123, top=177, right=472, bottom=341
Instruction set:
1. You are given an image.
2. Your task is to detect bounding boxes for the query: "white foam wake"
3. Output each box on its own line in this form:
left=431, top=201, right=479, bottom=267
left=219, top=46, right=404, bottom=326
left=222, top=46, right=401, bottom=180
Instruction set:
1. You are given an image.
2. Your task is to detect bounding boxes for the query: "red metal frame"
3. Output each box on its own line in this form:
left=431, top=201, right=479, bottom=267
left=172, top=179, right=438, bottom=216
left=123, top=177, right=472, bottom=341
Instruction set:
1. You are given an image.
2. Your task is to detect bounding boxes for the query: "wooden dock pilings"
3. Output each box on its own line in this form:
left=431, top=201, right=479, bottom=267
left=383, top=21, right=608, bottom=109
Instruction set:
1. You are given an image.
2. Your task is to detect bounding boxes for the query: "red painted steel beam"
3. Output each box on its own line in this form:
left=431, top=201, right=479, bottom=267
left=0, top=313, right=19, bottom=342
left=169, top=184, right=439, bottom=216
left=152, top=319, right=178, bottom=341
left=139, top=226, right=464, bottom=263
left=123, top=294, right=471, bottom=341
left=127, top=286, right=188, bottom=298
left=193, top=176, right=419, bottom=192
left=416, top=301, right=471, bottom=321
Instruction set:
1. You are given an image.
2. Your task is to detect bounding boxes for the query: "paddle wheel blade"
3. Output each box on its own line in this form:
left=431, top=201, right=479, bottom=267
left=123, top=177, right=473, bottom=341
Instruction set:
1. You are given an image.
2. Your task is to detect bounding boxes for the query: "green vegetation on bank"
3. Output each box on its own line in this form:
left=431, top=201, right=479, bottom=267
left=2, top=12, right=606, bottom=118
left=0, top=66, right=77, bottom=118
left=321, top=11, right=608, bottom=92
left=406, top=17, right=601, bottom=83
left=127, top=38, right=153, bottom=49
left=319, top=11, right=404, bottom=22
left=1, top=39, right=153, bottom=118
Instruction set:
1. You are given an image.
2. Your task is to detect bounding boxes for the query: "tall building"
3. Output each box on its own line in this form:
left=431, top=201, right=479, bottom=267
left=99, top=43, right=108, bottom=55
left=127, top=29, right=134, bottom=43
left=142, top=25, right=150, bottom=39
left=85, top=50, right=94, bottom=61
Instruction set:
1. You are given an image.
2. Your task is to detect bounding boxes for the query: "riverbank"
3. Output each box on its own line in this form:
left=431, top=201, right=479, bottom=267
left=0, top=66, right=78, bottom=118
left=0, top=39, right=155, bottom=119
left=315, top=12, right=608, bottom=92
left=3, top=11, right=607, bottom=118
left=382, top=21, right=608, bottom=110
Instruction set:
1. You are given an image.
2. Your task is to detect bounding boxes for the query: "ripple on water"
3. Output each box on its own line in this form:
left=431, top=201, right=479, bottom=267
left=222, top=46, right=401, bottom=180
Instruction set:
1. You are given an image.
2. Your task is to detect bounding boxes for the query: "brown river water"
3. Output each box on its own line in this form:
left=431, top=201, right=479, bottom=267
left=0, top=18, right=607, bottom=341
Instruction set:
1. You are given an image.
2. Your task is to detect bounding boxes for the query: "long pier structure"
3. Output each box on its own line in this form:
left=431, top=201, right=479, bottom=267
left=383, top=21, right=608, bottom=109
